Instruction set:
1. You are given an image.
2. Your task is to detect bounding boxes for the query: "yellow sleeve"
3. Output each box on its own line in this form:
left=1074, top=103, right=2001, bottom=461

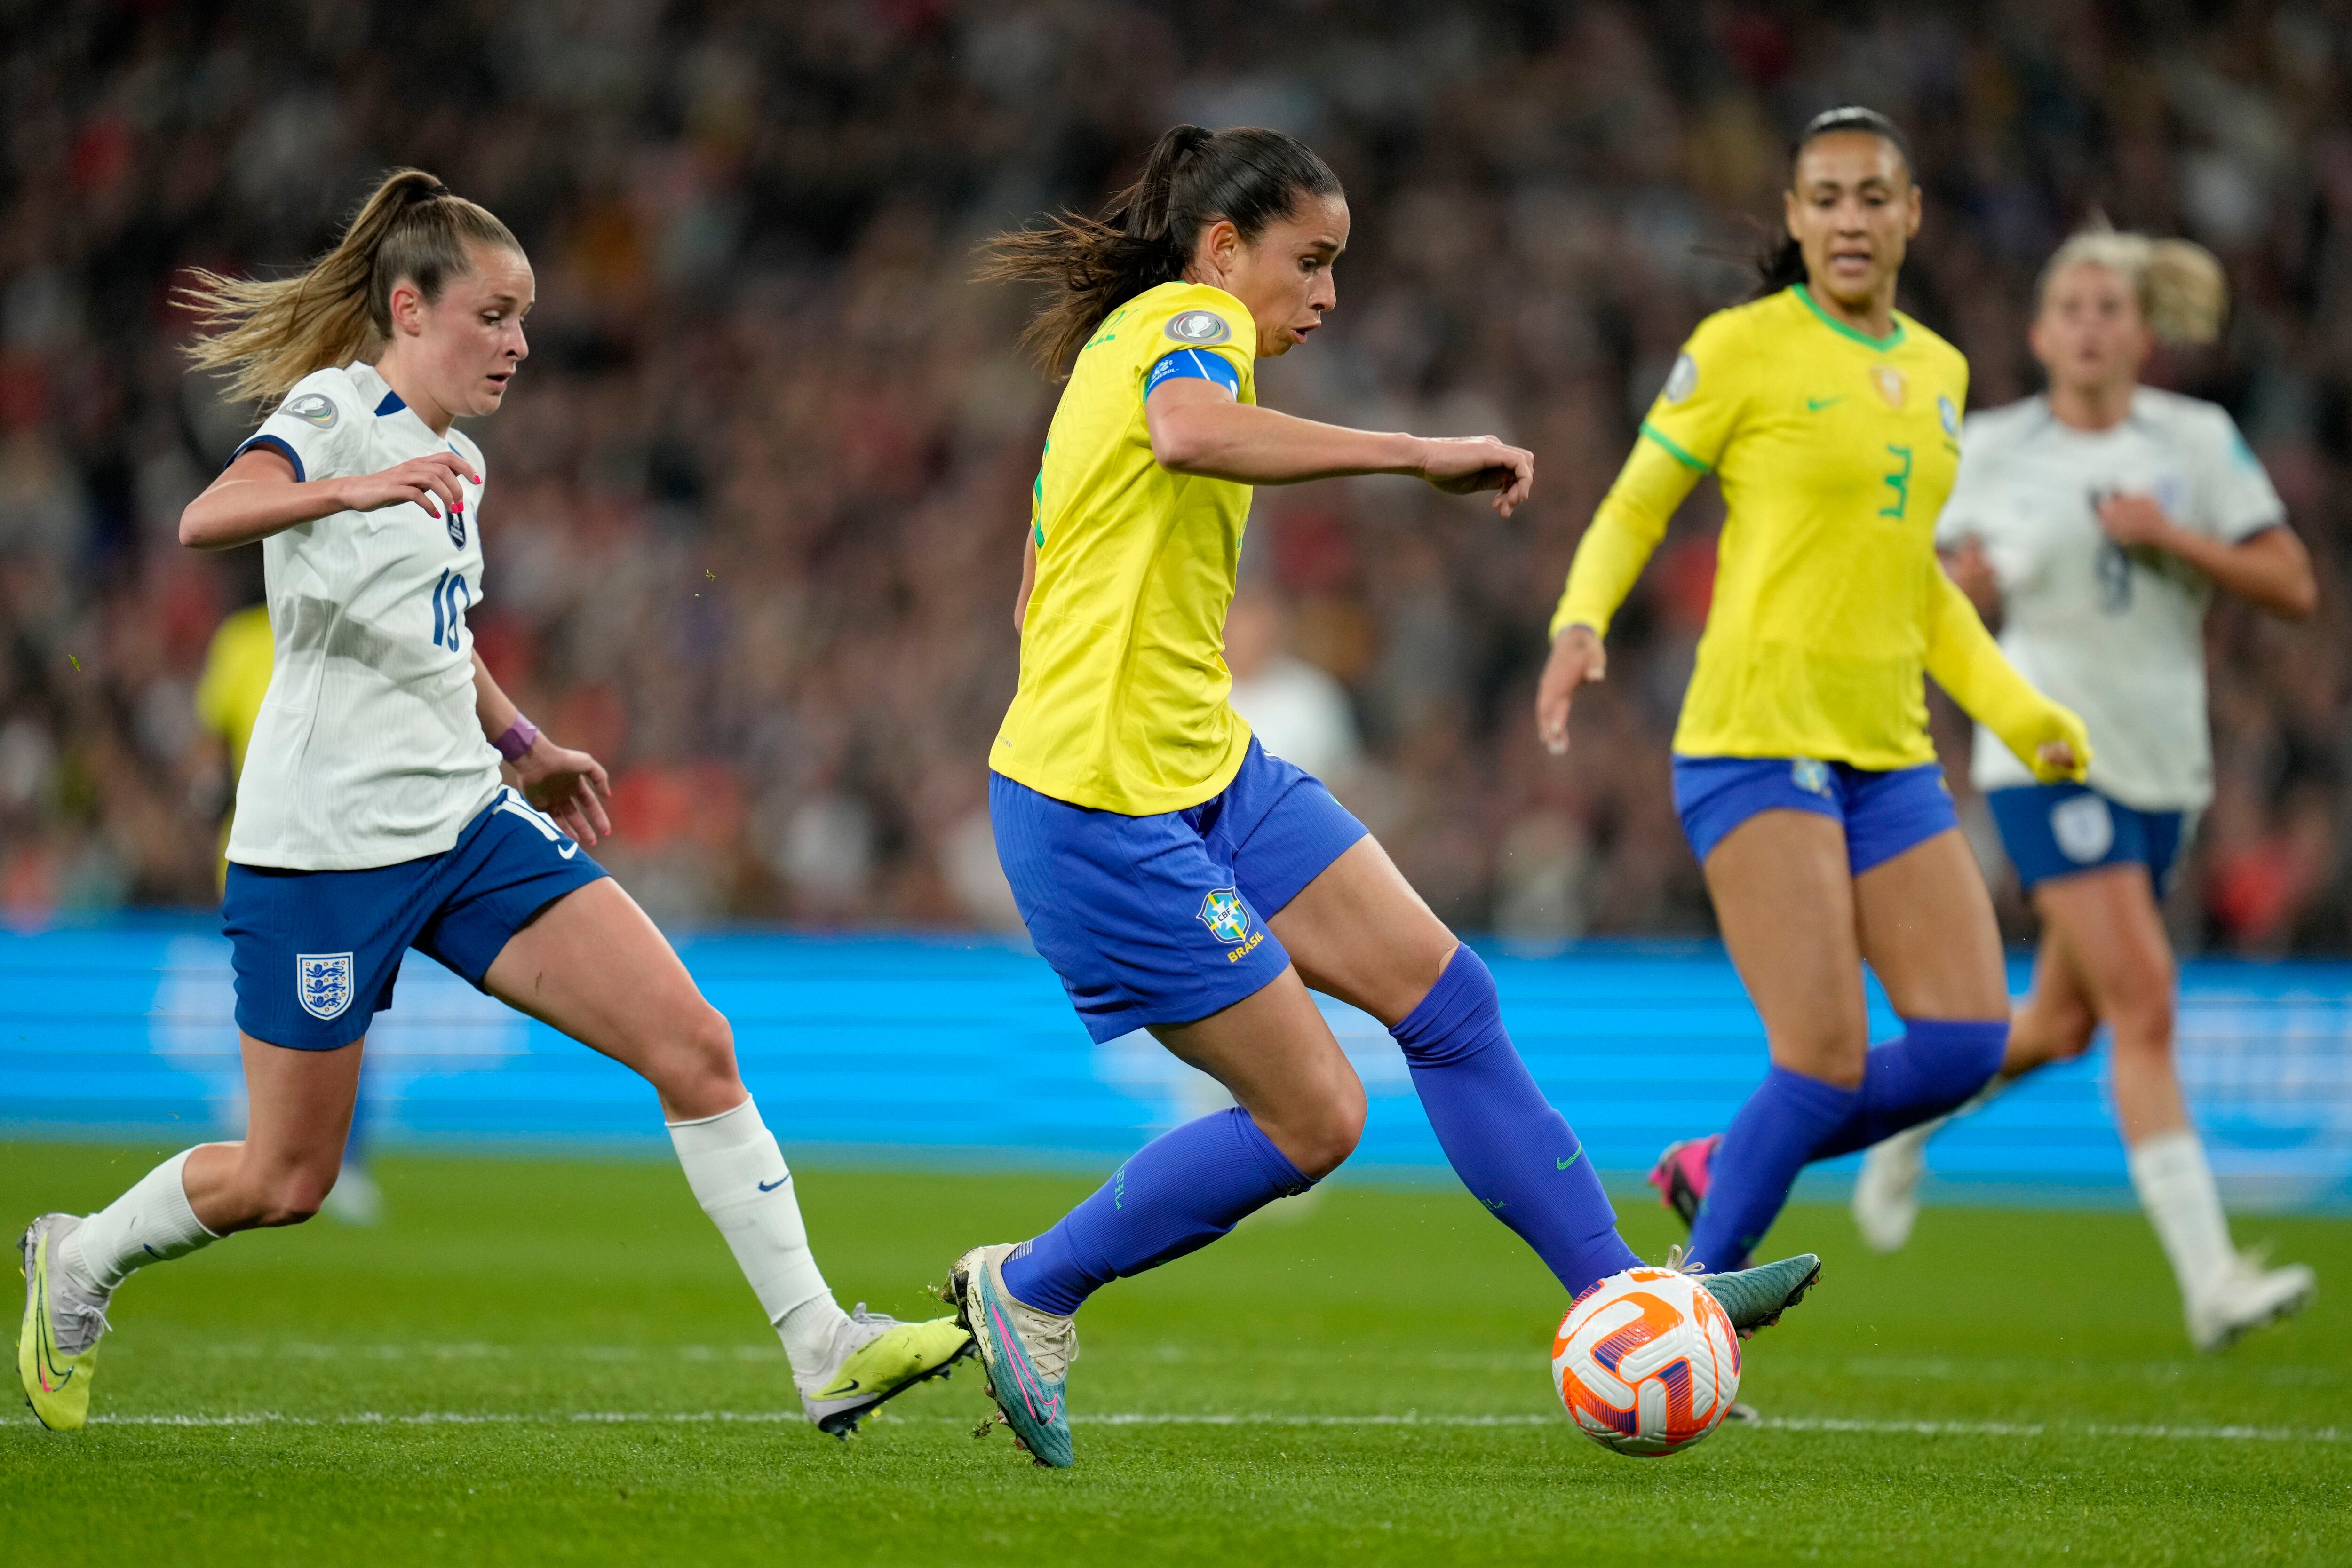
left=1142, top=286, right=1256, bottom=403
left=1549, top=309, right=1750, bottom=641
left=1549, top=437, right=1703, bottom=640
left=1923, top=568, right=2092, bottom=782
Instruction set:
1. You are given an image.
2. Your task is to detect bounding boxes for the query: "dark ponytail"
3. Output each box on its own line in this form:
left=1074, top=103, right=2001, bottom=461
left=1751, top=106, right=1915, bottom=300
left=981, top=125, right=1343, bottom=376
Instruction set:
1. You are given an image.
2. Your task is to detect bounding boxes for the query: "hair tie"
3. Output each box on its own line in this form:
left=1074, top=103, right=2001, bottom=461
left=409, top=179, right=452, bottom=205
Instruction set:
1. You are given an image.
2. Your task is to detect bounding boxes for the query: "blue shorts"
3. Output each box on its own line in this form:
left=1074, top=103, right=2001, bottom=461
left=991, top=738, right=1369, bottom=1043
left=1987, top=784, right=2187, bottom=894
left=223, top=787, right=609, bottom=1050
left=1672, top=755, right=1957, bottom=875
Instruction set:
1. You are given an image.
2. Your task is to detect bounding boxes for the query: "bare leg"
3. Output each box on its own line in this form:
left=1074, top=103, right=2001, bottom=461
left=1703, top=811, right=1869, bottom=1084
left=2002, top=921, right=2102, bottom=1078
left=1853, top=828, right=2010, bottom=1023
left=1273, top=835, right=1642, bottom=1291
left=1693, top=821, right=2005, bottom=1268
left=1149, top=970, right=1366, bottom=1180
left=182, top=1034, right=366, bottom=1233
left=480, top=877, right=743, bottom=1119
left=2025, top=866, right=2186, bottom=1143
left=1269, top=835, right=1457, bottom=1025
left=484, top=877, right=861, bottom=1379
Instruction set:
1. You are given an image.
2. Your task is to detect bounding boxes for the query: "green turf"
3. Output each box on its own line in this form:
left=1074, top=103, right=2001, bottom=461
left=3, top=1145, right=2346, bottom=1565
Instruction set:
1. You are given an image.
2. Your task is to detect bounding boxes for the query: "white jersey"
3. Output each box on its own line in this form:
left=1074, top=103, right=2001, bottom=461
left=226, top=361, right=502, bottom=870
left=1937, top=388, right=2284, bottom=811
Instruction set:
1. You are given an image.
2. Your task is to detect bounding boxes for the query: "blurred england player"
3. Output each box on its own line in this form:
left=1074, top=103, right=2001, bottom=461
left=1851, top=225, right=2319, bottom=1351
left=16, top=171, right=968, bottom=1434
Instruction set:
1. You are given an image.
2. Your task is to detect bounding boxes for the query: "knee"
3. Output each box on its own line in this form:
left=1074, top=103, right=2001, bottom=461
left=1770, top=1022, right=1868, bottom=1090
left=2018, top=1000, right=2096, bottom=1065
left=245, top=1164, right=338, bottom=1228
left=654, top=1005, right=744, bottom=1116
left=1281, top=1081, right=1366, bottom=1181
left=2105, top=988, right=2176, bottom=1056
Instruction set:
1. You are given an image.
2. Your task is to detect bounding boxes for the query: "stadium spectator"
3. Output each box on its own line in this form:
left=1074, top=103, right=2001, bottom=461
left=0, top=1, right=2345, bottom=954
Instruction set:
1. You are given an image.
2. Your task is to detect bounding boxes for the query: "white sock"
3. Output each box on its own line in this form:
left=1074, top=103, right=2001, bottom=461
left=64, top=1148, right=222, bottom=1293
left=2128, top=1129, right=2235, bottom=1304
left=667, top=1097, right=849, bottom=1382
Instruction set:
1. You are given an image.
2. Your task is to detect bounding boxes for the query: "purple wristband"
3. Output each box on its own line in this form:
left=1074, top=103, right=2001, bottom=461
left=493, top=716, right=540, bottom=763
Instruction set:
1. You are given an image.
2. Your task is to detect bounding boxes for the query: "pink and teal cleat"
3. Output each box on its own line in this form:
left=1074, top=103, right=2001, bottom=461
left=945, top=1243, right=1076, bottom=1468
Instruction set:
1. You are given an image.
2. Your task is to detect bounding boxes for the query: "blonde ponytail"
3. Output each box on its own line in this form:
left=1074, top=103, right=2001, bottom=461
left=2037, top=221, right=2228, bottom=347
left=179, top=169, right=522, bottom=407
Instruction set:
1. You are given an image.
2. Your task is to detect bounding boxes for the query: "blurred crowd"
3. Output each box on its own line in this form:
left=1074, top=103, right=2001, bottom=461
left=5, top=0, right=2352, bottom=953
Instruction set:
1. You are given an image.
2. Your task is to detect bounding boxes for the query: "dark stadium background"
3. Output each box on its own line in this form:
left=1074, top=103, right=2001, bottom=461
left=2, top=0, right=2346, bottom=955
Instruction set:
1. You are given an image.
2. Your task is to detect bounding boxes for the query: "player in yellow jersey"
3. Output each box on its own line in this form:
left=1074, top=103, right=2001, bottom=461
left=946, top=125, right=1823, bottom=1469
left=1536, top=108, right=2092, bottom=1275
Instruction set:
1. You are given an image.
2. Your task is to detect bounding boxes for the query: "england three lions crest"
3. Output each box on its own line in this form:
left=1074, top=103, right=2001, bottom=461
left=296, top=952, right=355, bottom=1020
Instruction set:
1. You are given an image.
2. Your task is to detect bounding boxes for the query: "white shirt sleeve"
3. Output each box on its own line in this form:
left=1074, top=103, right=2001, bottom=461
left=232, top=368, right=367, bottom=484
left=1935, top=411, right=2005, bottom=550
left=2186, top=406, right=2286, bottom=543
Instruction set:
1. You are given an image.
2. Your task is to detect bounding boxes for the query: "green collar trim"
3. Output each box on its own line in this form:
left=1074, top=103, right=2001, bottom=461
left=1793, top=284, right=1906, bottom=351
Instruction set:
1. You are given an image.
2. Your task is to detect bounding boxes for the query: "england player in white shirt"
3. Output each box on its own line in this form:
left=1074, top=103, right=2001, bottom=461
left=16, top=171, right=969, bottom=1432
left=1851, top=226, right=2319, bottom=1351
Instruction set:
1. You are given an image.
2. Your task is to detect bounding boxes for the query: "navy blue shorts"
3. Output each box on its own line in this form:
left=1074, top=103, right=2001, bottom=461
left=991, top=738, right=1369, bottom=1043
left=223, top=787, right=609, bottom=1050
left=1987, top=783, right=2187, bottom=894
left=1672, top=755, right=1958, bottom=875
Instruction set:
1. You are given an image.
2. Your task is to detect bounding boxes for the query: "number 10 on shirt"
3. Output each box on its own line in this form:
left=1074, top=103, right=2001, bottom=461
left=430, top=569, right=470, bottom=651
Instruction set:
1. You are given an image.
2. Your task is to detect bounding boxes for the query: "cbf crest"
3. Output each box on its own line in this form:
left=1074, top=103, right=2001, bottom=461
left=1789, top=758, right=1833, bottom=799
left=296, top=952, right=355, bottom=1021
left=1196, top=887, right=1252, bottom=945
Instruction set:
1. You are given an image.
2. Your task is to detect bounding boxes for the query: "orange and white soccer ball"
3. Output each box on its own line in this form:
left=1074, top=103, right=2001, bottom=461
left=1552, top=1266, right=1741, bottom=1457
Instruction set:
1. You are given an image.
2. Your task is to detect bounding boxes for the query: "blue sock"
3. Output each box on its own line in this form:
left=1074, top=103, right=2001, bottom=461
left=1000, top=1107, right=1311, bottom=1316
left=1812, top=1018, right=2008, bottom=1159
left=1391, top=945, right=1640, bottom=1294
left=1685, top=1065, right=1858, bottom=1273
left=1687, top=1019, right=2008, bottom=1270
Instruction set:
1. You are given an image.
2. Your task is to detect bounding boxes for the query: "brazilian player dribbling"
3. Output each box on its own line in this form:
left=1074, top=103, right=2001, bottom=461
left=945, top=125, right=1824, bottom=1469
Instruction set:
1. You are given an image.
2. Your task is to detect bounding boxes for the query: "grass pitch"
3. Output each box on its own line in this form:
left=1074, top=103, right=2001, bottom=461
left=3, top=1144, right=2346, bottom=1566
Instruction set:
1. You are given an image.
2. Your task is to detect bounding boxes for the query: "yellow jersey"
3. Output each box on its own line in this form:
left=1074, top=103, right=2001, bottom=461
left=195, top=604, right=274, bottom=778
left=993, top=280, right=1260, bottom=814
left=194, top=603, right=274, bottom=889
left=1553, top=284, right=2084, bottom=776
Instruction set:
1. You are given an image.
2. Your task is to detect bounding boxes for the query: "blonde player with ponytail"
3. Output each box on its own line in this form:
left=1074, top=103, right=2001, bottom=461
left=16, top=171, right=971, bottom=1434
left=1852, top=225, right=2320, bottom=1352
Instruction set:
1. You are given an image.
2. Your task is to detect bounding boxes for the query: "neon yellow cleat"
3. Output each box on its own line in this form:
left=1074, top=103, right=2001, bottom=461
left=801, top=1306, right=973, bottom=1437
left=18, top=1215, right=111, bottom=1432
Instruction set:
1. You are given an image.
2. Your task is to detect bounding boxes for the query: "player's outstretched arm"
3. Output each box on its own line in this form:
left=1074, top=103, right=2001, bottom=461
left=1144, top=378, right=1532, bottom=516
left=179, top=446, right=480, bottom=550
left=2094, top=495, right=2317, bottom=620
left=471, top=651, right=612, bottom=846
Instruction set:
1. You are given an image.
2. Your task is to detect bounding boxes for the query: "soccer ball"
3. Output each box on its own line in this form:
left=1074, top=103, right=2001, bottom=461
left=1551, top=1266, right=1740, bottom=1457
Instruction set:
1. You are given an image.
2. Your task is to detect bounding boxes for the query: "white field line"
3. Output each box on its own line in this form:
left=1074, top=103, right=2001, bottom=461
left=79, top=1410, right=2346, bottom=1443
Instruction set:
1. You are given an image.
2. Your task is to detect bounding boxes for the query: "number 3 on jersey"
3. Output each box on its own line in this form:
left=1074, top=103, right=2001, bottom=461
left=1878, top=443, right=1913, bottom=521
left=429, top=570, right=470, bottom=651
